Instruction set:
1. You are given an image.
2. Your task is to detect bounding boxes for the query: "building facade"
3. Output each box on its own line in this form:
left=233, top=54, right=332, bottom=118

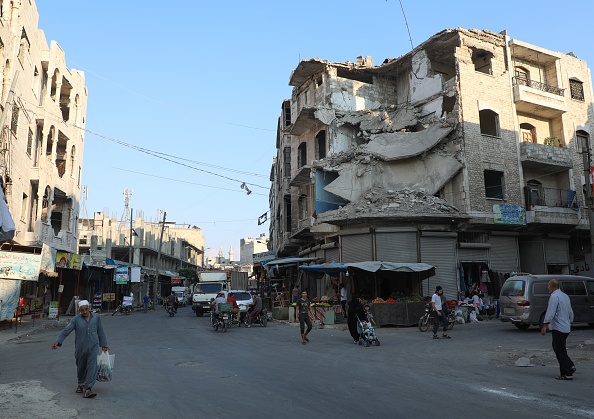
left=269, top=28, right=594, bottom=299
left=239, top=233, right=269, bottom=265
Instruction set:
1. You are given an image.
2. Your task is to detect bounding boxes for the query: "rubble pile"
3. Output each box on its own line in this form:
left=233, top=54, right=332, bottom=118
left=320, top=187, right=463, bottom=221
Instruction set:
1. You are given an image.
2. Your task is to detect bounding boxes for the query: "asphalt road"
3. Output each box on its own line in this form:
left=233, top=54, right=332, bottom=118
left=1, top=307, right=593, bottom=419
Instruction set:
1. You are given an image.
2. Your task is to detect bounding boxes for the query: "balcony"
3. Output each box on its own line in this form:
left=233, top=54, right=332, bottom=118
left=513, top=77, right=566, bottom=118
left=525, top=187, right=580, bottom=226
left=289, top=165, right=312, bottom=187
left=519, top=141, right=573, bottom=173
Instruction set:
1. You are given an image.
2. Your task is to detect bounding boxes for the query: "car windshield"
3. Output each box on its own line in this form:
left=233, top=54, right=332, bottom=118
left=501, top=280, right=525, bottom=297
left=233, top=292, right=251, bottom=301
left=197, top=283, right=223, bottom=294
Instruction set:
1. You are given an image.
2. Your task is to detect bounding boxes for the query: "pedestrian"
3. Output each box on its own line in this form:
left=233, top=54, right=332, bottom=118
left=296, top=290, right=312, bottom=345
left=51, top=300, right=109, bottom=399
left=431, top=286, right=450, bottom=339
left=340, top=283, right=348, bottom=317
left=143, top=293, right=150, bottom=313
left=292, top=284, right=299, bottom=303
left=541, top=279, right=576, bottom=380
left=347, top=294, right=365, bottom=344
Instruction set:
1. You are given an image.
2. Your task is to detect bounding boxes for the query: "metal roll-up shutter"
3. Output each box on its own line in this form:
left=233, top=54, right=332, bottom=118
left=489, top=236, right=518, bottom=271
left=341, top=234, right=373, bottom=262
left=376, top=232, right=417, bottom=262
left=325, top=247, right=339, bottom=263
left=458, top=248, right=488, bottom=262
left=545, top=239, right=569, bottom=264
left=420, top=235, right=457, bottom=299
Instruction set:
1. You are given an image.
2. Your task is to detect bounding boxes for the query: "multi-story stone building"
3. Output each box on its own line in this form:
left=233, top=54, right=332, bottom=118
left=78, top=211, right=205, bottom=303
left=269, top=28, right=594, bottom=299
left=239, top=233, right=269, bottom=265
left=0, top=0, right=87, bottom=319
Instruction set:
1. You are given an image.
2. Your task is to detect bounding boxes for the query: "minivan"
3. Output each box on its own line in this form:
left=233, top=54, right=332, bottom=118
left=499, top=274, right=594, bottom=329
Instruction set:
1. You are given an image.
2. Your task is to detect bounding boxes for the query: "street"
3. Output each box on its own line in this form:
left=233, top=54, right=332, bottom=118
left=1, top=307, right=593, bottom=419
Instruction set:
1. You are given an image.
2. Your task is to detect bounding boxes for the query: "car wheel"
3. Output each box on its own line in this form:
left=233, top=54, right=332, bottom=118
left=514, top=323, right=530, bottom=330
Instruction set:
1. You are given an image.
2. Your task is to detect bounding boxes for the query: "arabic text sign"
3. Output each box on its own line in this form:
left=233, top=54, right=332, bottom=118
left=493, top=204, right=526, bottom=225
left=115, top=266, right=129, bottom=284
left=0, top=251, right=42, bottom=281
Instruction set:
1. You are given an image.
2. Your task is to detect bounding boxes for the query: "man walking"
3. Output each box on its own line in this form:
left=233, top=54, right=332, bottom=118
left=296, top=290, right=312, bottom=345
left=51, top=300, right=109, bottom=398
left=541, top=279, right=575, bottom=380
left=143, top=293, right=150, bottom=313
left=431, top=286, right=450, bottom=339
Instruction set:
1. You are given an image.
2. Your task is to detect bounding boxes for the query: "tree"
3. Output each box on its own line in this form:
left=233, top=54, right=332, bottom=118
left=178, top=267, right=199, bottom=284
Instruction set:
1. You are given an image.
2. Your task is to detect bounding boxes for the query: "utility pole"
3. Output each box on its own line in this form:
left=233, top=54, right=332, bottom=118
left=129, top=208, right=133, bottom=300
left=154, top=211, right=166, bottom=304
left=579, top=134, right=594, bottom=270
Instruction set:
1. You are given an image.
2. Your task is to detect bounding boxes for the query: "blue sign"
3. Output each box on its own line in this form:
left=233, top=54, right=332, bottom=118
left=493, top=204, right=526, bottom=225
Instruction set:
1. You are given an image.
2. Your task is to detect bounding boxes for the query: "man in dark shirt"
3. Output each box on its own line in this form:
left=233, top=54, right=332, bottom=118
left=246, top=293, right=263, bottom=327
left=296, top=291, right=312, bottom=345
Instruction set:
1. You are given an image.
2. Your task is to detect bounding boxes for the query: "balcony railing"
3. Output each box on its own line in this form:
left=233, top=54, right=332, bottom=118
left=525, top=187, right=578, bottom=209
left=513, top=77, right=565, bottom=97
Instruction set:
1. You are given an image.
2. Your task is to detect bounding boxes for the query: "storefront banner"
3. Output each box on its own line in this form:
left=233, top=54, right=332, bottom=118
left=115, top=266, right=129, bottom=284
left=493, top=204, right=526, bottom=225
left=0, top=251, right=42, bottom=281
left=130, top=266, right=141, bottom=283
left=0, top=278, right=20, bottom=321
left=55, top=251, right=82, bottom=270
left=90, top=250, right=108, bottom=267
left=40, top=244, right=57, bottom=274
left=171, top=276, right=182, bottom=285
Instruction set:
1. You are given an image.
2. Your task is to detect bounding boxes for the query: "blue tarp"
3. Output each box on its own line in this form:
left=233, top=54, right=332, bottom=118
left=299, top=262, right=346, bottom=275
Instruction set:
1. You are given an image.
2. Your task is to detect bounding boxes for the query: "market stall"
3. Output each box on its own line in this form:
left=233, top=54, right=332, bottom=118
left=369, top=301, right=426, bottom=326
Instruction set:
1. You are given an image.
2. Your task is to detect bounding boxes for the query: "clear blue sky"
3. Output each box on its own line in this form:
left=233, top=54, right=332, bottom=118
left=35, top=0, right=594, bottom=259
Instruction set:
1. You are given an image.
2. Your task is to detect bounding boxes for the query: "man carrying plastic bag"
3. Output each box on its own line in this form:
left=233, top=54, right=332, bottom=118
left=51, top=300, right=109, bottom=398
left=97, top=350, right=115, bottom=382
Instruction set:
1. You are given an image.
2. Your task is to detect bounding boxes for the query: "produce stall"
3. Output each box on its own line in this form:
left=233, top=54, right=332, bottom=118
left=369, top=301, right=426, bottom=326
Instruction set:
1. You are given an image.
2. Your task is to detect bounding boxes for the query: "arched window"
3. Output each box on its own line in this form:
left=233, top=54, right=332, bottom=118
left=576, top=130, right=590, bottom=153
left=315, top=130, right=326, bottom=160
left=514, top=66, right=530, bottom=86
left=569, top=78, right=584, bottom=101
left=472, top=50, right=493, bottom=75
left=520, top=123, right=536, bottom=143
left=298, top=142, right=307, bottom=168
left=479, top=109, right=500, bottom=137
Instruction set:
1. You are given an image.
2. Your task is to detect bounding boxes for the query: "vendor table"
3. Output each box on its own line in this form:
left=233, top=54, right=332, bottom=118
left=307, top=305, right=342, bottom=325
left=369, top=302, right=426, bottom=326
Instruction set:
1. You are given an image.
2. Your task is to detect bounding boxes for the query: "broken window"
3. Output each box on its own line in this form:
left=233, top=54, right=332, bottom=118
left=41, top=185, right=51, bottom=222
left=50, top=69, right=59, bottom=101
left=283, top=146, right=291, bottom=177
left=298, top=194, right=308, bottom=220
left=39, top=65, right=48, bottom=106
left=472, top=50, right=493, bottom=75
left=46, top=127, right=54, bottom=158
left=479, top=109, right=500, bottom=137
left=316, top=77, right=323, bottom=87
left=298, top=142, right=307, bottom=168
left=20, top=192, right=27, bottom=221
left=484, top=170, right=504, bottom=199
left=520, top=123, right=536, bottom=143
left=27, top=181, right=38, bottom=232
left=282, top=100, right=291, bottom=127
left=526, top=179, right=543, bottom=207
left=569, top=78, right=584, bottom=101
left=315, top=130, right=326, bottom=160
left=284, top=194, right=291, bottom=231
left=60, top=77, right=72, bottom=121
left=33, top=122, right=42, bottom=167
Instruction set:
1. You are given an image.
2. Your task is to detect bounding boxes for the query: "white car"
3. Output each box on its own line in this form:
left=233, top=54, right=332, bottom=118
left=227, top=290, right=253, bottom=313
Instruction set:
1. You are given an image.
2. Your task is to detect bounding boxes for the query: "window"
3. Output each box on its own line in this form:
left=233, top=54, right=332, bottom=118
left=298, top=142, right=307, bottom=168
left=479, top=109, right=500, bottom=137
left=484, top=170, right=504, bottom=199
left=520, top=123, right=536, bottom=143
left=576, top=130, right=590, bottom=153
left=10, top=103, right=18, bottom=135
left=569, top=78, right=584, bottom=101
left=472, top=50, right=493, bottom=75
left=514, top=66, right=530, bottom=84
left=26, top=128, right=33, bottom=156
left=500, top=280, right=524, bottom=297
left=315, top=130, right=326, bottom=160
left=20, top=193, right=28, bottom=220
left=282, top=100, right=291, bottom=127
left=532, top=283, right=549, bottom=295
left=560, top=281, right=586, bottom=296
left=283, top=147, right=291, bottom=177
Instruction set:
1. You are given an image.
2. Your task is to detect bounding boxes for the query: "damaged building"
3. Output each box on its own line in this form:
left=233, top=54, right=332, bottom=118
left=269, top=28, right=594, bottom=299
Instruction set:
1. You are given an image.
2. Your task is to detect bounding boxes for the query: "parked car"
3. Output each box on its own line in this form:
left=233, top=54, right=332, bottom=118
left=499, top=273, right=594, bottom=329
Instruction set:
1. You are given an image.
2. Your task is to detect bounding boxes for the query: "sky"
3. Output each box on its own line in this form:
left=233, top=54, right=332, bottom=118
left=34, top=0, right=594, bottom=259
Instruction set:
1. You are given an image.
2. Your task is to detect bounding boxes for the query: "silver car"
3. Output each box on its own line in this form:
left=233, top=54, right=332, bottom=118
left=228, top=290, right=253, bottom=313
left=499, top=274, right=594, bottom=329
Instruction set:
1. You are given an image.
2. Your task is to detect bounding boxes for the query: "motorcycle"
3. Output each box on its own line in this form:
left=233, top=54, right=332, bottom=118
left=212, top=310, right=232, bottom=332
left=112, top=303, right=132, bottom=316
left=418, top=303, right=456, bottom=332
left=244, top=308, right=268, bottom=327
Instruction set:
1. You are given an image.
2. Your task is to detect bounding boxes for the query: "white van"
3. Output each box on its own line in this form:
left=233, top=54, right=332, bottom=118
left=499, top=274, right=594, bottom=329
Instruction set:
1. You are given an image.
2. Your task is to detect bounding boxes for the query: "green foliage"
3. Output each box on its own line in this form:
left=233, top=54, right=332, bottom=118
left=178, top=267, right=199, bottom=284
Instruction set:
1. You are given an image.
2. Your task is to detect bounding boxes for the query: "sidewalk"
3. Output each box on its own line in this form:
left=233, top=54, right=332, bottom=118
left=0, top=314, right=70, bottom=345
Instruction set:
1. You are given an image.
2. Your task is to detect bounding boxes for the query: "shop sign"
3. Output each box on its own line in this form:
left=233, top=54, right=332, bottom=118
left=171, top=276, right=182, bottom=285
left=103, top=293, right=115, bottom=302
left=253, top=250, right=276, bottom=264
left=55, top=252, right=82, bottom=270
left=130, top=266, right=141, bottom=283
left=90, top=250, right=107, bottom=267
left=115, top=266, right=129, bottom=284
left=0, top=251, right=42, bottom=281
left=48, top=301, right=59, bottom=319
left=493, top=204, right=526, bottom=225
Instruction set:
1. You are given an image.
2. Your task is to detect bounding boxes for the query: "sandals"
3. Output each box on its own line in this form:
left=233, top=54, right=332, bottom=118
left=304, top=336, right=309, bottom=342
left=555, top=375, right=573, bottom=380
left=432, top=334, right=440, bottom=339
left=75, top=386, right=83, bottom=394
left=442, top=334, right=451, bottom=339
left=302, top=341, right=307, bottom=345
left=83, top=388, right=97, bottom=398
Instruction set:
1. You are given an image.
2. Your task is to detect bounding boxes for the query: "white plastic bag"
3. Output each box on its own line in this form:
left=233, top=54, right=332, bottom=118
left=469, top=311, right=479, bottom=323
left=97, top=350, right=115, bottom=382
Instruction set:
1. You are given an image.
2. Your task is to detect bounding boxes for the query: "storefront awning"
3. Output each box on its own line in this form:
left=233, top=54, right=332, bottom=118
left=264, top=257, right=317, bottom=267
left=345, top=261, right=435, bottom=275
left=299, top=262, right=346, bottom=275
